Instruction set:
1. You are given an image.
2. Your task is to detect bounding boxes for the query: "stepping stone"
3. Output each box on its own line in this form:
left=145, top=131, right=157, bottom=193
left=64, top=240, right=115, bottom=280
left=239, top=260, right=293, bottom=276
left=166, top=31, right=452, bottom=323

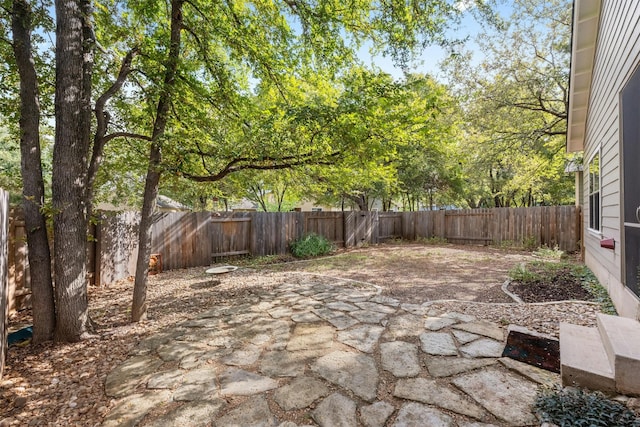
left=460, top=338, right=504, bottom=358
left=102, top=390, right=171, bottom=427
left=173, top=383, right=218, bottom=401
left=355, top=302, right=397, bottom=314
left=260, top=351, right=306, bottom=377
left=105, top=355, right=164, bottom=398
left=267, top=306, right=294, bottom=319
left=157, top=341, right=208, bottom=362
left=370, top=295, right=400, bottom=307
left=312, top=351, right=379, bottom=402
left=452, top=330, right=480, bottom=344
left=312, top=393, right=358, bottom=427
left=380, top=341, right=420, bottom=377
left=425, top=357, right=496, bottom=378
left=453, top=321, right=504, bottom=341
left=182, top=368, right=217, bottom=385
left=291, top=312, right=322, bottom=323
left=359, top=401, right=395, bottom=427
left=215, top=395, right=278, bottom=427
left=425, top=317, right=457, bottom=331
left=338, top=325, right=385, bottom=353
left=144, top=400, right=226, bottom=427
left=393, top=403, right=455, bottom=427
left=273, top=377, right=330, bottom=410
left=137, top=330, right=185, bottom=351
left=499, top=357, right=560, bottom=386
left=458, top=423, right=500, bottom=427
left=221, top=344, right=262, bottom=366
left=327, top=301, right=360, bottom=312
left=287, top=324, right=334, bottom=354
left=453, top=367, right=538, bottom=425
left=350, top=310, right=388, bottom=324
left=180, top=348, right=232, bottom=369
left=393, top=378, right=486, bottom=419
left=219, top=368, right=278, bottom=396
left=385, top=314, right=425, bottom=338
left=147, top=369, right=184, bottom=389
left=444, top=312, right=476, bottom=323
left=326, top=314, right=360, bottom=330
left=419, top=332, right=458, bottom=356
left=401, top=303, right=429, bottom=316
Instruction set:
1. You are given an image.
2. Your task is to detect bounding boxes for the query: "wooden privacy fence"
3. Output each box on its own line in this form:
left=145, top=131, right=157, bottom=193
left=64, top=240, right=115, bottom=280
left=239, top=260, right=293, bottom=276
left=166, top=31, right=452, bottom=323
left=95, top=205, right=581, bottom=286
left=1, top=189, right=9, bottom=380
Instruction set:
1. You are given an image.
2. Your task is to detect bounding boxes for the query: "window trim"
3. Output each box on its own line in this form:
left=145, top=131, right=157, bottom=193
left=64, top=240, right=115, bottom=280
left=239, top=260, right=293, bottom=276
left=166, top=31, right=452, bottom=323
left=587, top=148, right=602, bottom=233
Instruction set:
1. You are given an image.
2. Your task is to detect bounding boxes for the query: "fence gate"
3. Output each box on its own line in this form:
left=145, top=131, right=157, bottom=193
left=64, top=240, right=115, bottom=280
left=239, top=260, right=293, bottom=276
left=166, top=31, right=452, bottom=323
left=210, top=215, right=252, bottom=258
left=378, top=213, right=402, bottom=242
left=445, top=209, right=493, bottom=245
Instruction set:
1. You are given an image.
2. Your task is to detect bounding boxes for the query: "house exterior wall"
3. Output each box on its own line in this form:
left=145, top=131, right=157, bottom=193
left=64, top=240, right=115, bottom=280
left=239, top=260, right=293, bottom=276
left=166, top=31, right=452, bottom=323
left=582, top=1, right=640, bottom=318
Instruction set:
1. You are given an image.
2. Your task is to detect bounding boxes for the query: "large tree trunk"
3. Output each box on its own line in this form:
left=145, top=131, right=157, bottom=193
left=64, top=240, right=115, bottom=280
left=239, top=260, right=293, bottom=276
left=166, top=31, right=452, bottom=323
left=11, top=0, right=55, bottom=344
left=132, top=0, right=184, bottom=322
left=52, top=0, right=94, bottom=342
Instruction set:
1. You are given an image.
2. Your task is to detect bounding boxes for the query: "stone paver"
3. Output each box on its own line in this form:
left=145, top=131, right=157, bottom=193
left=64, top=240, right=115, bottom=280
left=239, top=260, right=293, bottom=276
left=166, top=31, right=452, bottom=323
left=103, top=279, right=556, bottom=427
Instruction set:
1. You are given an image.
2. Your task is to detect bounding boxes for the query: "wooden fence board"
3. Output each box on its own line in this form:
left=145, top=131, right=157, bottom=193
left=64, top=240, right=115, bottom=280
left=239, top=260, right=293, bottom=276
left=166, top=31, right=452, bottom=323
left=0, top=189, right=8, bottom=380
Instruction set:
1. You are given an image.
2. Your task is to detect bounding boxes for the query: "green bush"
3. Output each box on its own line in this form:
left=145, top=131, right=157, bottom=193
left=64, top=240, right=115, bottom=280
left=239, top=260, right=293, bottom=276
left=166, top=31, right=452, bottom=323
left=535, top=386, right=640, bottom=426
left=290, top=233, right=334, bottom=258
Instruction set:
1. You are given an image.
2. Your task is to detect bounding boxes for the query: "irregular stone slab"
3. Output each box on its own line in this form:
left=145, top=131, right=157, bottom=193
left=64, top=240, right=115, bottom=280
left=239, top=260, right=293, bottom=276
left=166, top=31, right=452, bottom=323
left=105, top=355, right=164, bottom=398
left=338, top=325, right=385, bottom=353
left=419, top=332, right=458, bottom=356
left=393, top=378, right=485, bottom=419
left=226, top=312, right=261, bottom=326
left=400, top=303, right=429, bottom=316
left=157, top=341, right=208, bottom=362
left=426, top=357, right=496, bottom=378
left=370, top=295, right=400, bottom=307
left=273, top=377, right=330, bottom=410
left=183, top=368, right=218, bottom=385
left=173, top=383, right=218, bottom=401
left=137, top=330, right=184, bottom=351
left=460, top=338, right=504, bottom=358
left=215, top=395, right=278, bottom=427
left=444, top=312, right=476, bottom=323
left=350, top=310, right=388, bottom=324
left=146, top=399, right=226, bottom=427
left=453, top=367, right=538, bottom=425
left=355, top=302, right=397, bottom=314
left=425, top=317, right=457, bottom=331
left=287, top=324, right=334, bottom=353
left=180, top=348, right=232, bottom=370
left=268, top=306, right=295, bottom=319
left=291, top=312, right=322, bottom=323
left=393, top=402, right=455, bottom=427
left=147, top=369, right=184, bottom=389
left=312, top=393, right=357, bottom=427
left=502, top=325, right=560, bottom=373
left=326, top=314, right=360, bottom=330
left=458, top=423, right=500, bottom=427
left=312, top=351, right=379, bottom=401
left=385, top=314, right=425, bottom=338
left=359, top=401, right=395, bottom=427
left=102, top=390, right=171, bottom=427
left=453, top=321, right=504, bottom=341
left=452, top=330, right=480, bottom=344
left=260, top=351, right=306, bottom=377
left=221, top=344, right=262, bottom=366
left=498, top=357, right=560, bottom=386
left=219, top=368, right=278, bottom=396
left=250, top=301, right=276, bottom=312
left=380, top=341, right=420, bottom=377
left=327, top=301, right=360, bottom=312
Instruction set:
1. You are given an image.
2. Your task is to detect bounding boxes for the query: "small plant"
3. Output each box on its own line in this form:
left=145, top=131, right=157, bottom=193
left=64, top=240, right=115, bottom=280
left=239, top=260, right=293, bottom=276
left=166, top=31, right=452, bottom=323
left=534, top=245, right=566, bottom=260
left=574, top=265, right=617, bottom=315
left=290, top=233, right=334, bottom=258
left=535, top=386, right=640, bottom=426
left=508, top=263, right=541, bottom=282
left=522, top=235, right=538, bottom=251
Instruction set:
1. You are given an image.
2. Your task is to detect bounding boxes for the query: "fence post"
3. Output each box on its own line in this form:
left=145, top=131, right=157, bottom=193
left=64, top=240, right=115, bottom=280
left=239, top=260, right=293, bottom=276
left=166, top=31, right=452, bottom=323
left=0, top=188, right=9, bottom=380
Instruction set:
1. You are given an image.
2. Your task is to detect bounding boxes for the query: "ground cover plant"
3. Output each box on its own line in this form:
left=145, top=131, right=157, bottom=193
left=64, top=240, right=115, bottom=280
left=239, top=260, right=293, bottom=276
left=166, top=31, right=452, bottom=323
left=289, top=233, right=334, bottom=258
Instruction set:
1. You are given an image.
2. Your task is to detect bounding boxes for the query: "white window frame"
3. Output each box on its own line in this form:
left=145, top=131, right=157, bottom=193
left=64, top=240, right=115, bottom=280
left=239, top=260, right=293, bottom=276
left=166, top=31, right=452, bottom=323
left=587, top=148, right=602, bottom=233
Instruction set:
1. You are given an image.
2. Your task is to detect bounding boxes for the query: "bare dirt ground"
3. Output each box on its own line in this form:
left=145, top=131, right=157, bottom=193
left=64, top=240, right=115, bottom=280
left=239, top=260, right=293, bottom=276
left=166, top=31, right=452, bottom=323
left=0, top=243, right=599, bottom=426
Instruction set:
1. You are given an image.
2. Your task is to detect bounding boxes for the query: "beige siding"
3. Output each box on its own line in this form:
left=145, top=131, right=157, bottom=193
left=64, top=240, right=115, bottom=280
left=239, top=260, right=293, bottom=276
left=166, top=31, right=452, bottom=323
left=582, top=0, right=640, bottom=317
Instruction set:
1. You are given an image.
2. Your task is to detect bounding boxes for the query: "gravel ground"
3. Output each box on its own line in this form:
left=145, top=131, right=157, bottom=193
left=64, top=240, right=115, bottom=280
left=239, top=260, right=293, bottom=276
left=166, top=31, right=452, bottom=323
left=0, top=255, right=604, bottom=426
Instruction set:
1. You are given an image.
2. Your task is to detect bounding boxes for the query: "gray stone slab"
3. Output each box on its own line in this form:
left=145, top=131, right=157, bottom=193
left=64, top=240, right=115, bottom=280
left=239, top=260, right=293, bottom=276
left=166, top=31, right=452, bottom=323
left=146, top=400, right=226, bottom=427
left=498, top=357, right=560, bottom=386
left=327, top=301, right=360, bottom=312
left=260, top=351, right=307, bottom=377
left=179, top=348, right=232, bottom=370
left=460, top=338, right=504, bottom=358
left=393, top=377, right=486, bottom=419
left=453, top=321, right=504, bottom=341
left=221, top=344, right=262, bottom=366
left=425, top=357, right=497, bottom=377
left=419, top=332, right=458, bottom=356
left=393, top=403, right=455, bottom=427
left=137, top=330, right=185, bottom=351
left=312, top=351, right=379, bottom=402
left=105, top=355, right=164, bottom=398
left=338, top=325, right=385, bottom=353
left=380, top=341, right=420, bottom=377
left=444, top=312, right=476, bottom=323
left=370, top=295, right=400, bottom=306
left=273, top=377, right=330, bottom=410
left=102, top=390, right=171, bottom=427
left=424, top=316, right=457, bottom=331
left=173, top=383, right=219, bottom=401
left=214, top=395, right=278, bottom=427
left=183, top=368, right=218, bottom=385
left=157, top=341, right=208, bottom=362
left=452, top=367, right=539, bottom=426
left=326, top=314, right=360, bottom=330
left=147, top=369, right=184, bottom=389
left=291, top=312, right=322, bottom=323
left=452, top=330, right=481, bottom=344
left=400, top=303, right=429, bottom=316
left=268, top=306, right=295, bottom=319
left=359, top=401, right=395, bottom=427
left=287, top=324, right=334, bottom=352
left=355, top=301, right=397, bottom=314
left=219, top=368, right=278, bottom=396
left=350, top=310, right=388, bottom=324
left=312, top=393, right=358, bottom=427
left=457, top=423, right=500, bottom=427
left=385, top=314, right=425, bottom=339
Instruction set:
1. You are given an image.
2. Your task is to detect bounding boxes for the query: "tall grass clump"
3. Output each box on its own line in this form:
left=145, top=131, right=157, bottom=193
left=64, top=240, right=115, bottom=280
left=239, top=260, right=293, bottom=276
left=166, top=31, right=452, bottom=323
left=290, top=233, right=334, bottom=258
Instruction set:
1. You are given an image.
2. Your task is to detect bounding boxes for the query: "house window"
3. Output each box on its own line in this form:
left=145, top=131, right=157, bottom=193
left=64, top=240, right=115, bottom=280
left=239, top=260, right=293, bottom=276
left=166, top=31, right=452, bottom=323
left=588, top=151, right=601, bottom=231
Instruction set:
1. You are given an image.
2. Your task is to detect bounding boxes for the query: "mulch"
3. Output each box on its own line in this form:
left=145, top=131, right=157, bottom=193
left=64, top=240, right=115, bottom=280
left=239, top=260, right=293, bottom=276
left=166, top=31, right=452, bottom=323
left=509, top=267, right=593, bottom=303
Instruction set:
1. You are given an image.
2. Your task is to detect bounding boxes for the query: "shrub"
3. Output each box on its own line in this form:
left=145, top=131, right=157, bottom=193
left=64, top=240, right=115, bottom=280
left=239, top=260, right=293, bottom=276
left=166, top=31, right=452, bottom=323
left=290, top=233, right=334, bottom=258
left=535, top=386, right=640, bottom=427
